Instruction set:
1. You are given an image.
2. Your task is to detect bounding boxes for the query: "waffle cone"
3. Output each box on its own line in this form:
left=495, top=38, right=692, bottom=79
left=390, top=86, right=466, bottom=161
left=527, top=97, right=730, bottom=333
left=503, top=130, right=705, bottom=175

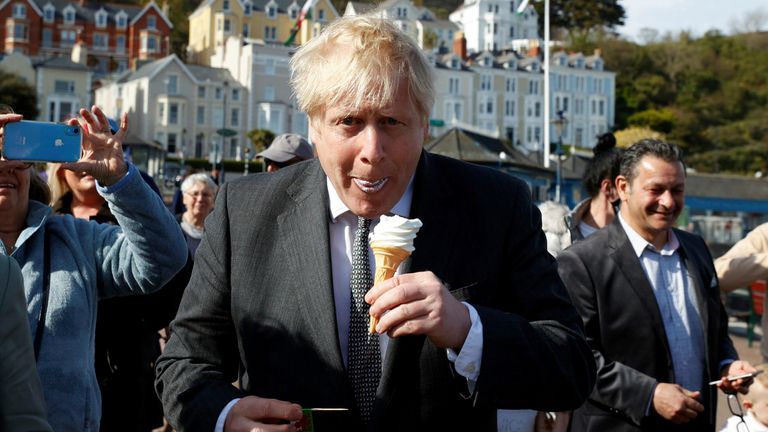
left=369, top=243, right=412, bottom=333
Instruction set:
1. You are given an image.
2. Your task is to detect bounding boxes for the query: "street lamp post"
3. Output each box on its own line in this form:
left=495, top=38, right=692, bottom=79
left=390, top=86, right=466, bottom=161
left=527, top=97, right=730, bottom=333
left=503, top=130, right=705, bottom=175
left=552, top=110, right=568, bottom=203
left=517, top=0, right=550, bottom=169
left=244, top=146, right=251, bottom=175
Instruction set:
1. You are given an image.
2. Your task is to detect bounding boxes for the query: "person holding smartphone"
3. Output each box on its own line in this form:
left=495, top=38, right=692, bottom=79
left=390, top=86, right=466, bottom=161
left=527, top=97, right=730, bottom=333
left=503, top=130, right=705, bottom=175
left=0, top=105, right=187, bottom=431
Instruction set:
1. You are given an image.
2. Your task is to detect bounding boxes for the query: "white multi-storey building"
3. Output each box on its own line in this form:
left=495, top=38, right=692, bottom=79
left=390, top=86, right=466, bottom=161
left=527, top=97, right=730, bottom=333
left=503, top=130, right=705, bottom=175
left=95, top=54, right=249, bottom=162
left=345, top=0, right=458, bottom=51
left=449, top=0, right=538, bottom=53
left=450, top=0, right=616, bottom=150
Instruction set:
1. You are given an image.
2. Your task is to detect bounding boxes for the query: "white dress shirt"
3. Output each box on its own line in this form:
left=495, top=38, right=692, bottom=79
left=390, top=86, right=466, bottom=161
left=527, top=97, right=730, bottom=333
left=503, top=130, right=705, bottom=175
left=214, top=176, right=484, bottom=431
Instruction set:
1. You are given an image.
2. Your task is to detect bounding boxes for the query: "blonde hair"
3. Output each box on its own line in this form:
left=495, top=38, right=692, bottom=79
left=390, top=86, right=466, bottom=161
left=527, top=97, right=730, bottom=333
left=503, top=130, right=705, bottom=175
left=290, top=14, right=434, bottom=122
left=46, top=163, right=69, bottom=206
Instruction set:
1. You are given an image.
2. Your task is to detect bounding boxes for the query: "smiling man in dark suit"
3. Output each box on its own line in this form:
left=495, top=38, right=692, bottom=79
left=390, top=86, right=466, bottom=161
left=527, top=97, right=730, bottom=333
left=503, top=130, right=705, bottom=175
left=559, top=139, right=755, bottom=431
left=156, top=14, right=595, bottom=432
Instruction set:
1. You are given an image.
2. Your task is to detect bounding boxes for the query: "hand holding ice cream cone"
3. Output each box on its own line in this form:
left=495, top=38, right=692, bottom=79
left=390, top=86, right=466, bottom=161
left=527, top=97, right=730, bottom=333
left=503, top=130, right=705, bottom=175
left=368, top=215, right=422, bottom=333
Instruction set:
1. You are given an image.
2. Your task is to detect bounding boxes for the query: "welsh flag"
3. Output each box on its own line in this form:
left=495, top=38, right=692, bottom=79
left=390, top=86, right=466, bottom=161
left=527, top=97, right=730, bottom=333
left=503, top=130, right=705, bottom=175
left=284, top=0, right=318, bottom=46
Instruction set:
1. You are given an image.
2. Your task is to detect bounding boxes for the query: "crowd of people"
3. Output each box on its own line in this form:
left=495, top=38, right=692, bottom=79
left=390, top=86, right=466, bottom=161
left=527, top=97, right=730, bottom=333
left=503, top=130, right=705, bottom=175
left=1, top=12, right=768, bottom=432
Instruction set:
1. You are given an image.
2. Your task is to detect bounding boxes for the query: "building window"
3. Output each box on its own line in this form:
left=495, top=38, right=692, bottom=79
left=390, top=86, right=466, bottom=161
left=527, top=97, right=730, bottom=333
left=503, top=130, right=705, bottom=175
left=449, top=77, right=459, bottom=95
left=116, top=13, right=127, bottom=29
left=42, top=29, right=53, bottom=47
left=486, top=100, right=493, bottom=114
left=95, top=10, right=107, bottom=28
left=534, top=102, right=541, bottom=117
left=318, top=9, right=325, bottom=21
left=244, top=1, right=252, bottom=15
left=265, top=58, right=275, bottom=75
left=599, top=100, right=605, bottom=116
left=223, top=0, right=230, bottom=11
left=215, top=87, right=222, bottom=99
left=242, top=23, right=249, bottom=38
left=147, top=15, right=156, bottom=30
left=60, top=30, right=76, bottom=46
left=93, top=33, right=108, bottom=50
left=195, top=133, right=204, bottom=158
left=480, top=75, right=491, bottom=91
left=141, top=34, right=158, bottom=52
left=231, top=108, right=239, bottom=127
left=505, top=100, right=515, bottom=116
left=54, top=80, right=75, bottom=94
left=158, top=102, right=165, bottom=122
left=289, top=7, right=297, bottom=20
left=64, top=7, right=75, bottom=24
left=44, top=5, right=55, bottom=23
left=169, top=103, right=179, bottom=124
left=267, top=5, right=277, bottom=19
left=223, top=18, right=230, bottom=32
left=49, top=101, right=75, bottom=122
left=12, top=3, right=26, bottom=18
left=166, top=75, right=178, bottom=95
left=116, top=35, right=126, bottom=54
left=197, top=106, right=205, bottom=124
left=198, top=86, right=206, bottom=98
left=11, top=23, right=28, bottom=41
left=231, top=88, right=240, bottom=101
left=264, top=86, right=275, bottom=101
left=264, top=26, right=276, bottom=40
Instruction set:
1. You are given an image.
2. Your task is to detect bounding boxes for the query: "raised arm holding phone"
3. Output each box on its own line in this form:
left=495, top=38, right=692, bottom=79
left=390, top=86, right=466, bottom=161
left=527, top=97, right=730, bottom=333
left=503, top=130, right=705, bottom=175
left=0, top=105, right=187, bottom=431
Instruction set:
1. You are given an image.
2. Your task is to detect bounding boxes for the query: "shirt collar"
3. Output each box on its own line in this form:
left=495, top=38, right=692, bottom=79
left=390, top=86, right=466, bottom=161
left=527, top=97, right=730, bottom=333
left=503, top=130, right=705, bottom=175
left=327, top=175, right=415, bottom=222
left=618, top=212, right=679, bottom=257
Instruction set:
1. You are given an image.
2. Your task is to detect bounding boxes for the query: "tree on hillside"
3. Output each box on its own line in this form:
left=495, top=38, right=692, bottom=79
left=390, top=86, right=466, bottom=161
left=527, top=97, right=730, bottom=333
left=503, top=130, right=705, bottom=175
left=247, top=129, right=275, bottom=153
left=0, top=70, right=38, bottom=119
left=534, top=0, right=625, bottom=46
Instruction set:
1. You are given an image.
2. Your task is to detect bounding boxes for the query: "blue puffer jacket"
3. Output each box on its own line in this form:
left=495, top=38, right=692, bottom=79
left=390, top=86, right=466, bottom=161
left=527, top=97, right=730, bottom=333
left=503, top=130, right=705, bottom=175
left=3, top=164, right=187, bottom=432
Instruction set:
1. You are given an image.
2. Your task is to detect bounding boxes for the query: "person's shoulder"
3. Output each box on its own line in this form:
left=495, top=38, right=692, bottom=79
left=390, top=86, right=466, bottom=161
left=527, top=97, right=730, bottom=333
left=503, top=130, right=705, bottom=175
left=673, top=227, right=707, bottom=248
left=563, top=221, right=616, bottom=256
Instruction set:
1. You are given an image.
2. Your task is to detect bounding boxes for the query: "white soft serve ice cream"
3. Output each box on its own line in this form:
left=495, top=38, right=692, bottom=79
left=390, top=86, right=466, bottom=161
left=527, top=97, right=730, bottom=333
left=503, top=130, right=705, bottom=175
left=370, top=215, right=423, bottom=252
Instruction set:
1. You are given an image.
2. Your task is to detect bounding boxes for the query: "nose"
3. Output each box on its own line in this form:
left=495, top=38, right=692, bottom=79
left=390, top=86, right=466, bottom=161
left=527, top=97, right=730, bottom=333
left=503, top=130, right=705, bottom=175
left=658, top=190, right=674, bottom=209
left=359, top=125, right=385, bottom=165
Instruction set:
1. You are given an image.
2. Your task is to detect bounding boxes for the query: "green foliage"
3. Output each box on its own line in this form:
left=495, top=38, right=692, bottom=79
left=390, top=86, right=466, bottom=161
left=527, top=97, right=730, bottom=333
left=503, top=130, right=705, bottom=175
left=627, top=108, right=675, bottom=134
left=590, top=31, right=768, bottom=174
left=247, top=129, right=275, bottom=153
left=0, top=70, right=38, bottom=119
left=534, top=0, right=626, bottom=46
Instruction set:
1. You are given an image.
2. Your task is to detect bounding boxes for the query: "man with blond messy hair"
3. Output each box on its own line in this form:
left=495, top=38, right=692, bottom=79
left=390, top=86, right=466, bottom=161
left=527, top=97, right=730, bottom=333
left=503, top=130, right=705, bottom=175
left=156, top=14, right=594, bottom=431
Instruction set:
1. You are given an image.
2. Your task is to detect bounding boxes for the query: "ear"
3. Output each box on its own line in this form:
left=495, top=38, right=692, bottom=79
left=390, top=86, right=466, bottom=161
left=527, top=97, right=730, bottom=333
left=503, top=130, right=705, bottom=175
left=616, top=175, right=630, bottom=202
left=744, top=399, right=754, bottom=410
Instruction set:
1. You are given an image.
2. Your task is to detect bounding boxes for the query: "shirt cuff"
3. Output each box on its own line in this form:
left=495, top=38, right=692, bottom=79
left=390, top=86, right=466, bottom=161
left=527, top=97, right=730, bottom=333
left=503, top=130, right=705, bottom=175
left=214, top=398, right=241, bottom=432
left=446, top=302, right=483, bottom=390
left=96, top=162, right=135, bottom=194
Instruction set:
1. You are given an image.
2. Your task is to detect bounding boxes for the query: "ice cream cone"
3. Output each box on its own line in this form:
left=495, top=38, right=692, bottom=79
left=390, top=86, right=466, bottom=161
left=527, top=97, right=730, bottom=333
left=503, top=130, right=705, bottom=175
left=369, top=242, right=411, bottom=333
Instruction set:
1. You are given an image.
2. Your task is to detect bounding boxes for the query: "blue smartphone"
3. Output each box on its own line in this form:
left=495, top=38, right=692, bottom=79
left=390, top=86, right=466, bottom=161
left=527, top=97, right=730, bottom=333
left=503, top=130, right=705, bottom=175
left=3, top=121, right=82, bottom=162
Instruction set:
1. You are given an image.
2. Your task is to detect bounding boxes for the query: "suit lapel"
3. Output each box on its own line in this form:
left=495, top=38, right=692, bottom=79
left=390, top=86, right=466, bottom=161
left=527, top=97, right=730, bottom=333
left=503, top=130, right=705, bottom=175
left=606, top=221, right=673, bottom=359
left=377, top=152, right=458, bottom=411
left=277, top=162, right=346, bottom=373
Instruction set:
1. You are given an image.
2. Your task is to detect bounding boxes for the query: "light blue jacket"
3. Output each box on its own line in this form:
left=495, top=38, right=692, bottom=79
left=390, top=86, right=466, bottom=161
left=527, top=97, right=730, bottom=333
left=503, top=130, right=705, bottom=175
left=3, top=164, right=187, bottom=432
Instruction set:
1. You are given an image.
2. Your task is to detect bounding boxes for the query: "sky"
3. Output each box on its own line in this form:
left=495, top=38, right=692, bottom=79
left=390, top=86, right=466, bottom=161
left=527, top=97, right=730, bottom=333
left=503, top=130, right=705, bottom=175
left=620, top=0, right=768, bottom=41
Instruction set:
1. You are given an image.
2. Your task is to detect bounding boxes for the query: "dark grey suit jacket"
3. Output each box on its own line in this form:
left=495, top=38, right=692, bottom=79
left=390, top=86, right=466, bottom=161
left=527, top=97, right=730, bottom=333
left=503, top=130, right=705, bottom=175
left=558, top=218, right=738, bottom=432
left=156, top=152, right=595, bottom=431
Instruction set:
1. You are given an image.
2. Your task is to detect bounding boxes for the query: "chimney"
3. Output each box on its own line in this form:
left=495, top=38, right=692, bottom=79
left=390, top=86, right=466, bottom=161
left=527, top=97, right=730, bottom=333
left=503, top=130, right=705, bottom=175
left=527, top=46, right=541, bottom=58
left=71, top=30, right=88, bottom=65
left=162, top=1, right=169, bottom=17
left=453, top=31, right=467, bottom=60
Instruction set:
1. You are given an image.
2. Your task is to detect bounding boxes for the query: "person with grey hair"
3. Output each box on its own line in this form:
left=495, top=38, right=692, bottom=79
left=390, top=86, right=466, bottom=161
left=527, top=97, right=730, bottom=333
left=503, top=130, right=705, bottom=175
left=256, top=133, right=314, bottom=172
left=178, top=173, right=218, bottom=258
left=559, top=139, right=755, bottom=431
left=157, top=14, right=594, bottom=431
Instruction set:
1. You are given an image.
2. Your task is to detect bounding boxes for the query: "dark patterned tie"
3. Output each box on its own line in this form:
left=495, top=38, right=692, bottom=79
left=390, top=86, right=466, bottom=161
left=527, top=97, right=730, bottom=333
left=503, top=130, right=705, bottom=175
left=348, top=216, right=381, bottom=422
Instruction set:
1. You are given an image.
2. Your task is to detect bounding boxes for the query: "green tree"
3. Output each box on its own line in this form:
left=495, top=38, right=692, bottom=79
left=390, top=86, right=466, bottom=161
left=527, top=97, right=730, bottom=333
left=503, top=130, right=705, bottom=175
left=247, top=129, right=275, bottom=153
left=627, top=108, right=675, bottom=134
left=0, top=70, right=38, bottom=119
left=534, top=0, right=626, bottom=46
